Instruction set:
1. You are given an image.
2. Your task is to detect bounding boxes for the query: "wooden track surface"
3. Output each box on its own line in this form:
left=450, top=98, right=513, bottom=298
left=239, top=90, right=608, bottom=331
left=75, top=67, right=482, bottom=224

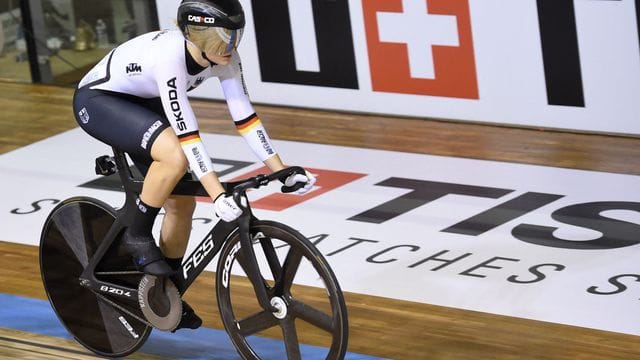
left=0, top=327, right=165, bottom=359
left=1, top=81, right=639, bottom=359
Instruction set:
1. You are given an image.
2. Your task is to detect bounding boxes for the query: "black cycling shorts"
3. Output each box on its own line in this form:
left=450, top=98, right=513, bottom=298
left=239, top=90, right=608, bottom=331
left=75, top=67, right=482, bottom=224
left=72, top=87, right=170, bottom=168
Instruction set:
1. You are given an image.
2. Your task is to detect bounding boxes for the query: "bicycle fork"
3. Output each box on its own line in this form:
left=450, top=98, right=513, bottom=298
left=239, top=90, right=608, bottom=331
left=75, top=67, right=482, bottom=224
left=236, top=212, right=277, bottom=313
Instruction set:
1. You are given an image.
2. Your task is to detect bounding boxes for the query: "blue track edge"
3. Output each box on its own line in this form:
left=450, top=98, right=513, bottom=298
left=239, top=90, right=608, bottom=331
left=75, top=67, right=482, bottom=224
left=0, top=293, right=383, bottom=359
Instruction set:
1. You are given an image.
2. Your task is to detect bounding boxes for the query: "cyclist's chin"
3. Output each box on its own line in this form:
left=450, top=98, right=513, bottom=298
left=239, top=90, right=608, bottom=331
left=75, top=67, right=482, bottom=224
left=207, top=53, right=232, bottom=65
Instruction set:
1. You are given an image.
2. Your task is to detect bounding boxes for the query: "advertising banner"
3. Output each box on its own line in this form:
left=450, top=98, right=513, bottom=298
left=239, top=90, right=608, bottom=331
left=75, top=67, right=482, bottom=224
left=156, top=0, right=640, bottom=135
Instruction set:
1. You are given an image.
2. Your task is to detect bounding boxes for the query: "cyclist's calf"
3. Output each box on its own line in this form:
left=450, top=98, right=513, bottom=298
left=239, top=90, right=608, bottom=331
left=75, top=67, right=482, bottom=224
left=160, top=196, right=197, bottom=258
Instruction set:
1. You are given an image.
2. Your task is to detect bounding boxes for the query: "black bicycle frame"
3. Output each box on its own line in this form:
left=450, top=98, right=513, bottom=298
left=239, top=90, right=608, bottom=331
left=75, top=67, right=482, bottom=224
left=79, top=148, right=296, bottom=312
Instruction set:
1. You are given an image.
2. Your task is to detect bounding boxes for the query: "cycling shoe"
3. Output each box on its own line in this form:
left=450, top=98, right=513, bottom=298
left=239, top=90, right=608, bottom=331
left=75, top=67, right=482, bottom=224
left=172, top=300, right=202, bottom=331
left=121, top=230, right=173, bottom=276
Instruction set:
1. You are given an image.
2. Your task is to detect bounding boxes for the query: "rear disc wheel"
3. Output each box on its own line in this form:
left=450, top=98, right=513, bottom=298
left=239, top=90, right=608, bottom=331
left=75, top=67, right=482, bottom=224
left=39, top=197, right=151, bottom=357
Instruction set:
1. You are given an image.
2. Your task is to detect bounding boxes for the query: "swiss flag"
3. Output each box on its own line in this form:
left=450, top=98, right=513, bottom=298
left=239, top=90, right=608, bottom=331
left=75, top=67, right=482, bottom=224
left=363, top=0, right=479, bottom=99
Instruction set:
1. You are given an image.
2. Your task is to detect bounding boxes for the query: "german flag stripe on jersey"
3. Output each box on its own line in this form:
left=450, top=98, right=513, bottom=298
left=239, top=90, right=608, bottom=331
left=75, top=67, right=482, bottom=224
left=178, top=131, right=202, bottom=146
left=235, top=113, right=262, bottom=135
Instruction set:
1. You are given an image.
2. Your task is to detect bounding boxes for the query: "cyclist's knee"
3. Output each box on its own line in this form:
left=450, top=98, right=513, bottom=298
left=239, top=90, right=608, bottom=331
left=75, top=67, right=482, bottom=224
left=164, top=150, right=189, bottom=174
left=151, top=129, right=189, bottom=174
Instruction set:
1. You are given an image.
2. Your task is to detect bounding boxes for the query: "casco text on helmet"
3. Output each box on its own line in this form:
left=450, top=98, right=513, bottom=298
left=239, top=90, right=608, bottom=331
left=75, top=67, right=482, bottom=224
left=177, top=0, right=245, bottom=34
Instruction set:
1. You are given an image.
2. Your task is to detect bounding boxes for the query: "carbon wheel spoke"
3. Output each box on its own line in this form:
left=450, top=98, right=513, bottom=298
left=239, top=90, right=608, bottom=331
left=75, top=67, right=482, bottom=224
left=281, top=317, right=301, bottom=360
left=277, top=247, right=303, bottom=294
left=290, top=300, right=334, bottom=333
left=238, top=310, right=279, bottom=336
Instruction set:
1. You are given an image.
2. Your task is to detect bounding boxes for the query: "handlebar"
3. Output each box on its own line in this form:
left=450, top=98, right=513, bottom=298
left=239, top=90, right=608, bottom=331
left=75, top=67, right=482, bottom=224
left=227, top=166, right=306, bottom=205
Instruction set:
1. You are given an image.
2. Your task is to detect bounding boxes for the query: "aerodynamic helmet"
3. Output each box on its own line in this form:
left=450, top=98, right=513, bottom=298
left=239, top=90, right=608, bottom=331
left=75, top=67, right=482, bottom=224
left=177, top=0, right=245, bottom=56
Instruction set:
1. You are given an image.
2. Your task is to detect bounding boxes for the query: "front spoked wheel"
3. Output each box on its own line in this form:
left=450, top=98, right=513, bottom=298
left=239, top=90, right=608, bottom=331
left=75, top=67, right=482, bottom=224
left=216, top=221, right=348, bottom=360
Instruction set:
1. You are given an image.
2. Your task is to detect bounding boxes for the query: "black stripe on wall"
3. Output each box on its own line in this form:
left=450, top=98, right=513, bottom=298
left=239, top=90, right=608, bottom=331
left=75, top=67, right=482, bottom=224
left=636, top=0, right=640, bottom=59
left=537, top=0, right=585, bottom=107
left=251, top=0, right=359, bottom=89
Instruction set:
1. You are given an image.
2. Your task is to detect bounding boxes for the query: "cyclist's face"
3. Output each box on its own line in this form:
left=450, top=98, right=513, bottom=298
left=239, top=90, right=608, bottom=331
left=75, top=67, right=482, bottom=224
left=194, top=26, right=242, bottom=62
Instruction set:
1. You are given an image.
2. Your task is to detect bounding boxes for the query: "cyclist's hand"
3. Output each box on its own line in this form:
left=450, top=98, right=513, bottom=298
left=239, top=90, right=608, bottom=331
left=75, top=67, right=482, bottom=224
left=214, top=194, right=242, bottom=222
left=283, top=169, right=316, bottom=195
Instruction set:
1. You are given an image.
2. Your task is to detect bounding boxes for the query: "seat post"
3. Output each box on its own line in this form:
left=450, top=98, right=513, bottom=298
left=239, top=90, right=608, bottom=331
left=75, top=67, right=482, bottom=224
left=111, top=148, right=144, bottom=223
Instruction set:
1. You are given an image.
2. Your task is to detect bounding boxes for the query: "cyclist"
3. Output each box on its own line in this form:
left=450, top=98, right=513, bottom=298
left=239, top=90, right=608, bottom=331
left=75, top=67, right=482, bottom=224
left=72, top=0, right=315, bottom=330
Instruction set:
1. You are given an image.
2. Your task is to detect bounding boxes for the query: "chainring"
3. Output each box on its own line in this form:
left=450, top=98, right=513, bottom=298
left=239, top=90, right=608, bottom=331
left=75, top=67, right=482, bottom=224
left=138, top=275, right=182, bottom=331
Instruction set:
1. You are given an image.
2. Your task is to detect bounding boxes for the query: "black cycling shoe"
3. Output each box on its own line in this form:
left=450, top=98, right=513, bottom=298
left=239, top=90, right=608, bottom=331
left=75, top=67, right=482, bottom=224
left=121, top=230, right=173, bottom=277
left=172, top=300, right=202, bottom=332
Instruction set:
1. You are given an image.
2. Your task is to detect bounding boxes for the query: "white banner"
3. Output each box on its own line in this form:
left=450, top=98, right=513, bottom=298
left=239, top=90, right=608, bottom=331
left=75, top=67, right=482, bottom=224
left=155, top=0, right=640, bottom=135
left=1, top=129, right=639, bottom=336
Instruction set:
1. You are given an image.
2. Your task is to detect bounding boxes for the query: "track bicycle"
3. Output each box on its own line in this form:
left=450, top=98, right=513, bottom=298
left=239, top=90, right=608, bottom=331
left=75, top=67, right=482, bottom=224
left=39, top=148, right=349, bottom=359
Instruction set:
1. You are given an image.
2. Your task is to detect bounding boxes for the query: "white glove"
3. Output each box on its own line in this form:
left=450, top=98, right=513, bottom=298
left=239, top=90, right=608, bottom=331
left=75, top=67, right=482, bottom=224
left=214, top=194, right=243, bottom=222
left=284, top=170, right=316, bottom=195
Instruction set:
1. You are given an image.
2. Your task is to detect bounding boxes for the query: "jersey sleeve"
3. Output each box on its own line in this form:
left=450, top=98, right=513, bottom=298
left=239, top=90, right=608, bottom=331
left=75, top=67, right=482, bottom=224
left=155, top=59, right=215, bottom=179
left=219, top=52, right=278, bottom=161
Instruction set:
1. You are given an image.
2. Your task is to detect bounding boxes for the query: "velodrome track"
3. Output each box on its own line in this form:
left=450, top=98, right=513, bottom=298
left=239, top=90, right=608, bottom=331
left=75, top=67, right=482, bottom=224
left=1, top=81, right=639, bottom=359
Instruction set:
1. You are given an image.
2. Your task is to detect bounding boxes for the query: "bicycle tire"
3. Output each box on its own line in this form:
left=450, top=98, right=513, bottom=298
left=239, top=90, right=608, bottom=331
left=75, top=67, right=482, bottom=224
left=39, top=197, right=151, bottom=357
left=216, top=220, right=349, bottom=360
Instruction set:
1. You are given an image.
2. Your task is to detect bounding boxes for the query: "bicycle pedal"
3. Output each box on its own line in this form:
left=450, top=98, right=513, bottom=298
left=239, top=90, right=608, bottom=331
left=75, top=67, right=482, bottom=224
left=138, top=275, right=182, bottom=331
left=172, top=305, right=202, bottom=332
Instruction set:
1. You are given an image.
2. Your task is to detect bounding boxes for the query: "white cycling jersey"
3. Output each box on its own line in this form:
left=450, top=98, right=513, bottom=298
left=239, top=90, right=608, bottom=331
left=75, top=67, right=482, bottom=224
left=78, top=29, right=277, bottom=179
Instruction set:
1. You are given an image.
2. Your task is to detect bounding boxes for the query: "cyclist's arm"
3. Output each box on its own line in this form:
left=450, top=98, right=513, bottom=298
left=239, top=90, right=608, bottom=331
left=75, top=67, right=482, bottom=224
left=155, top=61, right=226, bottom=198
left=219, top=52, right=285, bottom=172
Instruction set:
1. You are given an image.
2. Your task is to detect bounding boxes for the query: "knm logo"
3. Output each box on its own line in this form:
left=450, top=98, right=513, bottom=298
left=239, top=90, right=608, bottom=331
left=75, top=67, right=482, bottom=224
left=126, top=63, right=142, bottom=74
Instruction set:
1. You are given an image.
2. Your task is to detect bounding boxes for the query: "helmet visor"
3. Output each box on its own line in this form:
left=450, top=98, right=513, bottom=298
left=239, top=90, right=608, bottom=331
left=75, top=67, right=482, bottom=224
left=189, top=25, right=243, bottom=56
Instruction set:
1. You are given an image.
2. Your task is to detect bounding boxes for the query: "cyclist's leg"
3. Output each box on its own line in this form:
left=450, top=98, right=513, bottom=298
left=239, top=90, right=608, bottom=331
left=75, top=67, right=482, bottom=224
left=159, top=195, right=203, bottom=331
left=159, top=195, right=196, bottom=258
left=124, top=127, right=189, bottom=275
left=73, top=88, right=178, bottom=275
left=141, top=128, right=189, bottom=207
